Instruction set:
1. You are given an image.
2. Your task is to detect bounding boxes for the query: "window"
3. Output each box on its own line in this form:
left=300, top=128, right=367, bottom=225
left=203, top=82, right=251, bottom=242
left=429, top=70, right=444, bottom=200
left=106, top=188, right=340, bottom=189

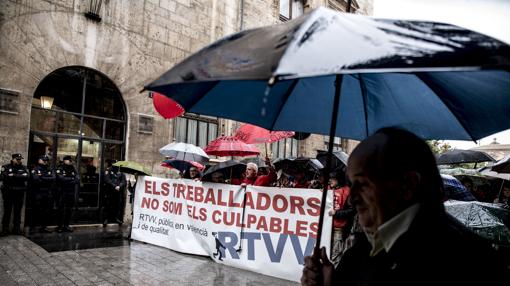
left=271, top=138, right=299, bottom=159
left=279, top=0, right=304, bottom=21
left=0, top=88, right=19, bottom=114
left=324, top=136, right=344, bottom=151
left=174, top=113, right=218, bottom=148
left=31, top=67, right=127, bottom=143
left=138, top=114, right=154, bottom=134
left=328, top=0, right=358, bottom=13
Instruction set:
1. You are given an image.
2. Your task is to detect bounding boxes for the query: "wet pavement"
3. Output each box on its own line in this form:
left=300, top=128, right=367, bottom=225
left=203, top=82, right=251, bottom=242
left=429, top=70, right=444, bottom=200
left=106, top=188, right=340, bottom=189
left=0, top=227, right=299, bottom=286
left=25, top=225, right=130, bottom=253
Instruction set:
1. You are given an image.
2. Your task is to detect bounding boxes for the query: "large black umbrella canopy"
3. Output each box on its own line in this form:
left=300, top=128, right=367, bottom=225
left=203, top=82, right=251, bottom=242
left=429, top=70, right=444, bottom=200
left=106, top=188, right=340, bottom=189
left=145, top=7, right=510, bottom=250
left=316, top=150, right=349, bottom=173
left=436, top=149, right=495, bottom=165
left=491, top=155, right=510, bottom=174
left=273, top=157, right=324, bottom=174
left=146, top=7, right=510, bottom=141
left=202, top=160, right=246, bottom=181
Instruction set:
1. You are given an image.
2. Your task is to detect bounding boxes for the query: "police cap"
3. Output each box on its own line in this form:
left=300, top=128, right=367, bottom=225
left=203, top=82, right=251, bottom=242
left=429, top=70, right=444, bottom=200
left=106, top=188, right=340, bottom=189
left=63, top=155, right=73, bottom=161
left=12, top=153, right=23, bottom=160
left=39, top=155, right=50, bottom=161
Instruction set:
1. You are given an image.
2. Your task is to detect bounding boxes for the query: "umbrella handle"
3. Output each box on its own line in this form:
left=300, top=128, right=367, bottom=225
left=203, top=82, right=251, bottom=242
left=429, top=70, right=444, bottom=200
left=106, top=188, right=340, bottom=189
left=315, top=74, right=343, bottom=253
left=496, top=180, right=505, bottom=201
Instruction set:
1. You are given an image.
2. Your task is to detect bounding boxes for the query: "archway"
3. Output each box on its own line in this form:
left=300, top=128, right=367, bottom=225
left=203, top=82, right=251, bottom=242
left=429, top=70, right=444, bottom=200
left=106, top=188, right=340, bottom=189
left=28, top=66, right=127, bottom=224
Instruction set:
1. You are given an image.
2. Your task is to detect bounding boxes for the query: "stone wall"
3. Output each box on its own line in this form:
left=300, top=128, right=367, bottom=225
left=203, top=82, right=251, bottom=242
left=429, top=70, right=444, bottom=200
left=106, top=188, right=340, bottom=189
left=0, top=0, right=373, bottom=165
left=0, top=0, right=242, bottom=175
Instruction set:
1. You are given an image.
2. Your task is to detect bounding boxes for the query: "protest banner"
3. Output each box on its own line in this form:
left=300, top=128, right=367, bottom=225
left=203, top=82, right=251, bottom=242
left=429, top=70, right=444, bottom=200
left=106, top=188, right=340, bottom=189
left=131, top=176, right=333, bottom=282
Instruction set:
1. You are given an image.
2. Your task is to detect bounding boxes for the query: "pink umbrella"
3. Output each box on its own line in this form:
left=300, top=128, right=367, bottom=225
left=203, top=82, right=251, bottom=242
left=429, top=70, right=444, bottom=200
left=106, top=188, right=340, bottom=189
left=234, top=123, right=294, bottom=144
left=204, top=136, right=260, bottom=157
left=152, top=92, right=185, bottom=119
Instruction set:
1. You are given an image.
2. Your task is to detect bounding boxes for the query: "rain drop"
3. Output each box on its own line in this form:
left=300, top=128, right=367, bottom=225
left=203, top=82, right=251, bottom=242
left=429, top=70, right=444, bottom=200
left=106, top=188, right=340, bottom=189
left=264, top=85, right=271, bottom=96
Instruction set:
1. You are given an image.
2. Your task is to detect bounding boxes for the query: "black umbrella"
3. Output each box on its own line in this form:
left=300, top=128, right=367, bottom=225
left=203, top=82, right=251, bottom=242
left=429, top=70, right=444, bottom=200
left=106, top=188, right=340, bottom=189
left=444, top=200, right=510, bottom=246
left=145, top=8, right=510, bottom=142
left=145, top=7, right=510, bottom=248
left=273, top=157, right=324, bottom=174
left=436, top=149, right=495, bottom=165
left=316, top=150, right=349, bottom=173
left=202, top=160, right=246, bottom=182
left=491, top=155, right=510, bottom=174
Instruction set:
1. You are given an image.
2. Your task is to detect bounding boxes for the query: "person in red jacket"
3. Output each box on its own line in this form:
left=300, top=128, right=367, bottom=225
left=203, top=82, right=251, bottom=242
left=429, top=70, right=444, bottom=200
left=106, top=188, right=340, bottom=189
left=328, top=171, right=354, bottom=267
left=232, top=157, right=276, bottom=186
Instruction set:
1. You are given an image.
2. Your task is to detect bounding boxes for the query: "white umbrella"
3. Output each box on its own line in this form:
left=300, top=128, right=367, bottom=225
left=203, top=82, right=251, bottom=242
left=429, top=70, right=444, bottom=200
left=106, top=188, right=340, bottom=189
left=159, top=142, right=209, bottom=163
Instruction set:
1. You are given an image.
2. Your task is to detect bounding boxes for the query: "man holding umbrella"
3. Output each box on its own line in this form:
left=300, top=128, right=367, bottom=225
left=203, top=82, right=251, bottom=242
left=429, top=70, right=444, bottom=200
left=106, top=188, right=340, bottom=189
left=302, top=128, right=506, bottom=286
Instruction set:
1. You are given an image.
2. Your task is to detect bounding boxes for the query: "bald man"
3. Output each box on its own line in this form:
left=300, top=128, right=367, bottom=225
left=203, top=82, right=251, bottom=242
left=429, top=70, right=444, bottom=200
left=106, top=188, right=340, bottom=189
left=302, top=127, right=506, bottom=286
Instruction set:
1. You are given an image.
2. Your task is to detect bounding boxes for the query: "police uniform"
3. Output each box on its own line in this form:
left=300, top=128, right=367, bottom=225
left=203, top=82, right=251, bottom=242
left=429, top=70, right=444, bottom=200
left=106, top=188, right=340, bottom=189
left=55, top=155, right=79, bottom=232
left=30, top=155, right=55, bottom=232
left=82, top=165, right=98, bottom=184
left=0, top=154, right=29, bottom=235
left=102, top=163, right=126, bottom=226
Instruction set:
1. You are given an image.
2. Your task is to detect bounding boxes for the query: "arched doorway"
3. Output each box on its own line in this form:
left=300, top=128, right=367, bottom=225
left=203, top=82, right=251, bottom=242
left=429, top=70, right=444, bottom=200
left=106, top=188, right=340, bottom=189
left=28, top=66, right=127, bottom=224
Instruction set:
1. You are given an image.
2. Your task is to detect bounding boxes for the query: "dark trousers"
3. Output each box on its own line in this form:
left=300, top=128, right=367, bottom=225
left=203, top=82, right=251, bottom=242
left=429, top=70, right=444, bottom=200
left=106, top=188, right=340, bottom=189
left=55, top=188, right=76, bottom=227
left=30, top=190, right=53, bottom=228
left=2, top=188, right=25, bottom=231
left=103, top=189, right=122, bottom=222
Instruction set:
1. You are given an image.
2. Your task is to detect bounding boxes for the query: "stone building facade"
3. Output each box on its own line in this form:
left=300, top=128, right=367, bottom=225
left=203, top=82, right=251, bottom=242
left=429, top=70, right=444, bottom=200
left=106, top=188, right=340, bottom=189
left=0, top=0, right=372, bottom=225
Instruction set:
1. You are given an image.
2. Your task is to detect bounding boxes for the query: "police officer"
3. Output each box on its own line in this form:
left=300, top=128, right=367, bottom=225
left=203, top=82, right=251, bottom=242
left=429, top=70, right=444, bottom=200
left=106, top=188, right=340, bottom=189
left=0, top=153, right=29, bottom=235
left=83, top=164, right=98, bottom=184
left=55, top=155, right=78, bottom=232
left=103, top=161, right=126, bottom=227
left=30, top=155, right=55, bottom=233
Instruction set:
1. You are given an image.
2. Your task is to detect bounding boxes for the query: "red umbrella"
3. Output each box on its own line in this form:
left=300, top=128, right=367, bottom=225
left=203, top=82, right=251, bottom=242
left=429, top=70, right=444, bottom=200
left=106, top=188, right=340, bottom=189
left=234, top=123, right=294, bottom=144
left=152, top=92, right=185, bottom=119
left=204, top=136, right=260, bottom=157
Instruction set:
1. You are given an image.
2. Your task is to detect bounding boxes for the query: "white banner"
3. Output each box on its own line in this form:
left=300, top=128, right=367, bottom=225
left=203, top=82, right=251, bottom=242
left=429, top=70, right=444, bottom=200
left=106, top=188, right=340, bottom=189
left=131, top=176, right=332, bottom=282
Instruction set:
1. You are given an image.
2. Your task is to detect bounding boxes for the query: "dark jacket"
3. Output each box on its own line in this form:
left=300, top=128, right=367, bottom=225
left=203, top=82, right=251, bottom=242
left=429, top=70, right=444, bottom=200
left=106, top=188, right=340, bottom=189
left=31, top=164, right=55, bottom=191
left=104, top=169, right=127, bottom=191
left=335, top=205, right=507, bottom=286
left=56, top=164, right=79, bottom=190
left=0, top=163, right=29, bottom=190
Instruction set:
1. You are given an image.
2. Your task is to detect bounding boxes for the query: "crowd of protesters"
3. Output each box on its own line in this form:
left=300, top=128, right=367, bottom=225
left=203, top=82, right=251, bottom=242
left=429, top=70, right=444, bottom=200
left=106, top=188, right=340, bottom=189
left=169, top=147, right=510, bottom=272
left=176, top=154, right=510, bottom=211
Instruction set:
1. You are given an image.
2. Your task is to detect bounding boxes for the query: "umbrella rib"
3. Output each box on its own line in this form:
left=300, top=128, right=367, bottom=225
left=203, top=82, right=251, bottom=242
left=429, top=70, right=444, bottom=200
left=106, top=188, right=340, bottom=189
left=269, top=79, right=300, bottom=130
left=415, top=73, right=477, bottom=142
left=358, top=74, right=370, bottom=138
